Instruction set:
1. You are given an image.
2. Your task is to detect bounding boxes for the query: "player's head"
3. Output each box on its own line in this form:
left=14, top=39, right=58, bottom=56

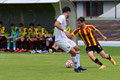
left=37, top=24, right=42, bottom=31
left=0, top=21, right=3, bottom=27
left=10, top=24, right=15, bottom=30
left=29, top=23, right=34, bottom=29
left=66, top=20, right=69, bottom=27
left=77, top=17, right=85, bottom=27
left=62, top=7, right=71, bottom=18
left=19, top=23, right=24, bottom=29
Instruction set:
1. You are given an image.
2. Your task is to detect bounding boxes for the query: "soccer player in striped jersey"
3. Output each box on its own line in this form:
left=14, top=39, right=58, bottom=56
left=72, top=17, right=116, bottom=69
left=15, top=23, right=28, bottom=52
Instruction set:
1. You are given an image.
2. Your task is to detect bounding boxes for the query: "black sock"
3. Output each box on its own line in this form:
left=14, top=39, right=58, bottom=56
left=46, top=46, right=49, bottom=51
left=21, top=41, right=25, bottom=49
left=33, top=41, right=37, bottom=50
left=26, top=41, right=30, bottom=50
left=107, top=55, right=111, bottom=60
left=94, top=58, right=103, bottom=66
left=52, top=48, right=56, bottom=52
left=17, top=41, right=21, bottom=49
left=37, top=41, right=40, bottom=50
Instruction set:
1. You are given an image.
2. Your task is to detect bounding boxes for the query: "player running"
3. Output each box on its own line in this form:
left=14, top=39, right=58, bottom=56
left=72, top=17, right=116, bottom=69
left=54, top=7, right=86, bottom=73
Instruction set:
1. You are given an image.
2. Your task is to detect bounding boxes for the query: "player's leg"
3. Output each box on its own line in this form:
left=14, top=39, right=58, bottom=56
left=68, top=39, right=86, bottom=71
left=15, top=37, right=21, bottom=52
left=42, top=38, right=50, bottom=53
left=13, top=37, right=17, bottom=50
left=87, top=49, right=106, bottom=69
left=36, top=38, right=42, bottom=53
left=7, top=38, right=12, bottom=50
left=18, top=37, right=25, bottom=52
left=26, top=38, right=30, bottom=51
left=29, top=38, right=36, bottom=53
left=74, top=46, right=86, bottom=71
left=51, top=42, right=59, bottom=54
left=99, top=50, right=116, bottom=65
left=0, top=36, right=7, bottom=50
left=56, top=40, right=81, bottom=73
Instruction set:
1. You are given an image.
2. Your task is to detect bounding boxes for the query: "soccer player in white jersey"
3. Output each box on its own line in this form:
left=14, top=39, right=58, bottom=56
left=54, top=7, right=86, bottom=73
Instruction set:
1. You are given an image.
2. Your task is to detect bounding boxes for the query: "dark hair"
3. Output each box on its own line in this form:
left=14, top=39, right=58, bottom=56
left=62, top=7, right=71, bottom=13
left=66, top=20, right=69, bottom=22
left=54, top=19, right=57, bottom=22
left=10, top=24, right=15, bottom=27
left=37, top=24, right=41, bottom=26
left=19, top=23, right=23, bottom=27
left=77, top=17, right=85, bottom=22
left=0, top=21, right=3, bottom=25
left=29, top=23, right=34, bottom=26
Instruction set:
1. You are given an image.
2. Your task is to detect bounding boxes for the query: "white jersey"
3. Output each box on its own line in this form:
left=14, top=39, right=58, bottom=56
left=55, top=15, right=68, bottom=41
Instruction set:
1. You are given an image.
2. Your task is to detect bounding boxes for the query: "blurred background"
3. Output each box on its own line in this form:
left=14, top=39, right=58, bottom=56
left=71, top=0, right=120, bottom=41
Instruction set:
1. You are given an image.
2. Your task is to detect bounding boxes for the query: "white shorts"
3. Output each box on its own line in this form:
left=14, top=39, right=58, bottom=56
left=56, top=39, right=76, bottom=53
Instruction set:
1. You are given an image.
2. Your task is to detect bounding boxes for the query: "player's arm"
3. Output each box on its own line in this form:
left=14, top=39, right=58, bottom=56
left=54, top=21, right=71, bottom=37
left=14, top=29, right=19, bottom=39
left=95, top=29, right=107, bottom=41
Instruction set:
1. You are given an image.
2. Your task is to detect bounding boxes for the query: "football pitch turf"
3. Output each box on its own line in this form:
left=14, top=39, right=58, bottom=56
left=0, top=46, right=120, bottom=80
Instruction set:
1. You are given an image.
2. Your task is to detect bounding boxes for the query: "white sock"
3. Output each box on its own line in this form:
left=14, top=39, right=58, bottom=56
left=7, top=47, right=10, bottom=50
left=71, top=56, right=78, bottom=69
left=76, top=54, right=80, bottom=67
left=13, top=47, right=16, bottom=50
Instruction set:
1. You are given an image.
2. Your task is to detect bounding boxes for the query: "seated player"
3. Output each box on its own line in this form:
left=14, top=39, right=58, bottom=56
left=15, top=23, right=28, bottom=52
left=35, top=24, right=49, bottom=53
left=0, top=21, right=8, bottom=51
left=47, top=27, right=59, bottom=54
left=72, top=17, right=116, bottom=69
left=66, top=20, right=71, bottom=33
left=27, top=23, right=37, bottom=53
left=7, top=24, right=19, bottom=51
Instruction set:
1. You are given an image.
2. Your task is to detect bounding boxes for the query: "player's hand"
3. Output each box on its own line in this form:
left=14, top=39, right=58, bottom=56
left=103, top=36, right=107, bottom=41
left=65, top=32, right=71, bottom=37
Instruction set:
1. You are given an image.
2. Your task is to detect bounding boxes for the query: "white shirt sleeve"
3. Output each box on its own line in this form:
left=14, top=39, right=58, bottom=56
left=57, top=15, right=65, bottom=24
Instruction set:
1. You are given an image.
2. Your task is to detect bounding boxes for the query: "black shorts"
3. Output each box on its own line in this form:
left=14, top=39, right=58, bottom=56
left=52, top=37, right=55, bottom=42
left=86, top=45, right=103, bottom=54
left=0, top=36, right=7, bottom=42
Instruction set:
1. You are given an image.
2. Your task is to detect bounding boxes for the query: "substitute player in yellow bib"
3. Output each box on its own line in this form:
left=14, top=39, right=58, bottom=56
left=72, top=17, right=116, bottom=69
left=0, top=21, right=8, bottom=51
left=15, top=23, right=28, bottom=52
left=35, top=24, right=48, bottom=53
left=27, top=23, right=37, bottom=53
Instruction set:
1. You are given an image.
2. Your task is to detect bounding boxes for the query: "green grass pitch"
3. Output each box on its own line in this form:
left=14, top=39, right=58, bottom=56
left=0, top=46, right=120, bottom=80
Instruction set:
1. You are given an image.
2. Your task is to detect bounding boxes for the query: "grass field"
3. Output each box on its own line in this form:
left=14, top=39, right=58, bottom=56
left=0, top=46, right=120, bottom=80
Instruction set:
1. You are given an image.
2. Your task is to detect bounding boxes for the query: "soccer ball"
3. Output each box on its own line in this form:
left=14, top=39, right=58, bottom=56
left=66, top=60, right=73, bottom=68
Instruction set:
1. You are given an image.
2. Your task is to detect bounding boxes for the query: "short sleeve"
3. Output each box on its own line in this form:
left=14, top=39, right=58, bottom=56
left=72, top=29, right=80, bottom=37
left=89, top=25, right=96, bottom=31
left=57, top=15, right=65, bottom=24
